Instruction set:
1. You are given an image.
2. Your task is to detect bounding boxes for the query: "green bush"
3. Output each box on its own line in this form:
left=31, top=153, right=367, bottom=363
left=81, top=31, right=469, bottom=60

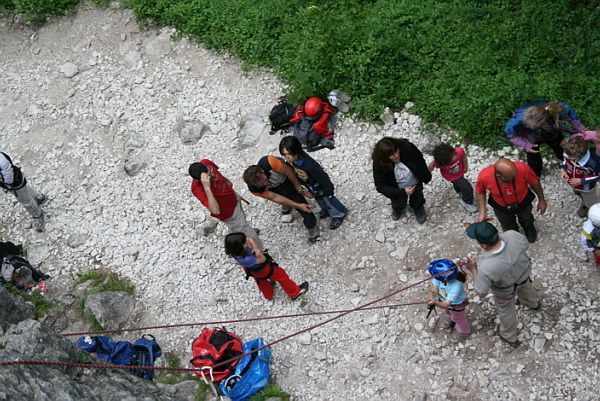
left=6, top=0, right=79, bottom=23
left=127, top=0, right=599, bottom=148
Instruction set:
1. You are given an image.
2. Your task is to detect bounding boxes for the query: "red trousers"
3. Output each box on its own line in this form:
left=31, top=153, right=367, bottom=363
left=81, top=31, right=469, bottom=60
left=248, top=263, right=301, bottom=300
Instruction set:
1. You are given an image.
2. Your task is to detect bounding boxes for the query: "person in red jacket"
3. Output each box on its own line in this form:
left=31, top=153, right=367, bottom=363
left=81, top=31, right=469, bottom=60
left=189, top=159, right=263, bottom=250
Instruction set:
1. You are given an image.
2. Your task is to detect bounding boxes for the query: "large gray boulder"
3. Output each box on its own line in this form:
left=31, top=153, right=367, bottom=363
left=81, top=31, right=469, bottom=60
left=84, top=291, right=135, bottom=331
left=0, top=319, right=198, bottom=400
left=0, top=285, right=35, bottom=331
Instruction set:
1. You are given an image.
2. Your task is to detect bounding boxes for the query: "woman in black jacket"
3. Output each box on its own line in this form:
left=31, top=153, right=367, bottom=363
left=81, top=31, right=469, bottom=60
left=372, top=137, right=432, bottom=223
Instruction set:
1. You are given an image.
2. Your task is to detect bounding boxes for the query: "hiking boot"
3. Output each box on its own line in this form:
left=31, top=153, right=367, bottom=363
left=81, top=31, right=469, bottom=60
left=281, top=206, right=292, bottom=215
left=34, top=214, right=45, bottom=232
left=414, top=206, right=427, bottom=224
left=329, top=217, right=344, bottom=230
left=319, top=209, right=330, bottom=219
left=292, top=281, right=309, bottom=300
left=499, top=334, right=521, bottom=348
left=451, top=331, right=471, bottom=344
left=524, top=225, right=537, bottom=243
left=328, top=90, right=352, bottom=103
left=441, top=318, right=455, bottom=330
left=37, top=194, right=47, bottom=205
left=516, top=298, right=541, bottom=311
left=577, top=204, right=589, bottom=218
left=460, top=199, right=478, bottom=213
left=308, top=226, right=320, bottom=243
left=391, top=208, right=403, bottom=221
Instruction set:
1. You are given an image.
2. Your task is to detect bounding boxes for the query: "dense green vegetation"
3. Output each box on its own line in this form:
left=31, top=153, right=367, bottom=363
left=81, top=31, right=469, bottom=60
left=1, top=0, right=598, bottom=146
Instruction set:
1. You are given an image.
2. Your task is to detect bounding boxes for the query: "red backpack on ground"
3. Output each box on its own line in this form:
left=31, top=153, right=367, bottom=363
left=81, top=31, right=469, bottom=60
left=190, top=327, right=244, bottom=382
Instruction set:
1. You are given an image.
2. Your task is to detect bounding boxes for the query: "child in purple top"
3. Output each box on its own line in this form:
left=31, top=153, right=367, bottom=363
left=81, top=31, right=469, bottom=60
left=428, top=143, right=477, bottom=213
left=224, top=233, right=308, bottom=301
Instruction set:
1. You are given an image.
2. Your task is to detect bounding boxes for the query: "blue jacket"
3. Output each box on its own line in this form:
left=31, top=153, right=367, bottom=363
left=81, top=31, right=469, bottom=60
left=290, top=153, right=335, bottom=196
left=505, top=101, right=584, bottom=152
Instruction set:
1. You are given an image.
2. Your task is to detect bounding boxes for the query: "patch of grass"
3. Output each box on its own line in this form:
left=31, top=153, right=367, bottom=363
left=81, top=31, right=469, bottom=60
left=155, top=352, right=197, bottom=385
left=4, top=283, right=58, bottom=318
left=0, top=343, right=5, bottom=349
left=195, top=380, right=211, bottom=401
left=75, top=270, right=135, bottom=296
left=249, top=383, right=290, bottom=401
left=75, top=269, right=135, bottom=330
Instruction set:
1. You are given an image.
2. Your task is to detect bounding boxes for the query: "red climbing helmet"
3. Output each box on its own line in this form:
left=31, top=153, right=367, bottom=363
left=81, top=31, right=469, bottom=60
left=304, top=97, right=325, bottom=118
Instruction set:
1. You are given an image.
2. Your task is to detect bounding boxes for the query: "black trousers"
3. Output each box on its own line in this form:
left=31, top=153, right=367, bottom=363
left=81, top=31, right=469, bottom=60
left=270, top=179, right=317, bottom=229
left=391, top=182, right=425, bottom=211
left=526, top=135, right=564, bottom=177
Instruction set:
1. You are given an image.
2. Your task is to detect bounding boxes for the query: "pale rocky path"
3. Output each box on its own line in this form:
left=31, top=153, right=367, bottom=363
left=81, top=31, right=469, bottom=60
left=0, top=3, right=598, bottom=400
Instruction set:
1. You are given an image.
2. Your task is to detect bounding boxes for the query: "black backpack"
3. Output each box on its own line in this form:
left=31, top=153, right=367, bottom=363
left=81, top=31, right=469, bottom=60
left=1, top=254, right=49, bottom=291
left=268, top=96, right=296, bottom=135
left=0, top=152, right=25, bottom=190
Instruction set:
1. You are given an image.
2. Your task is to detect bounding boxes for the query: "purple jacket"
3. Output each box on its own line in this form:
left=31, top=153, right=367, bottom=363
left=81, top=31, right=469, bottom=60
left=504, top=101, right=585, bottom=152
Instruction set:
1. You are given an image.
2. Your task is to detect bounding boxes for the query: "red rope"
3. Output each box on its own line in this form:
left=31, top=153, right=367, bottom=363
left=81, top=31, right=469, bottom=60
left=5, top=267, right=456, bottom=373
left=0, top=359, right=197, bottom=371
left=62, top=301, right=426, bottom=337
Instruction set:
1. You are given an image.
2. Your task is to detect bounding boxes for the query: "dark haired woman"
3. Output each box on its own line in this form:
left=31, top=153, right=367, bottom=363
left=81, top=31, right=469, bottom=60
left=279, top=136, right=347, bottom=229
left=224, top=233, right=308, bottom=301
left=371, top=137, right=431, bottom=223
left=505, top=101, right=588, bottom=177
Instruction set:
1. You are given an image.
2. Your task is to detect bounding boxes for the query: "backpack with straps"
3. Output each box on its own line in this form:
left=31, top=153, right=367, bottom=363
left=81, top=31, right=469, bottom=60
left=1, top=254, right=49, bottom=291
left=0, top=152, right=25, bottom=190
left=268, top=96, right=296, bottom=135
left=75, top=334, right=162, bottom=381
left=190, top=327, right=244, bottom=382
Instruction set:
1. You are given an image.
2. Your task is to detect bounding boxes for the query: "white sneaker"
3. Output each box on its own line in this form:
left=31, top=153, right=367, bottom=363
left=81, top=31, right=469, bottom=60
left=460, top=199, right=477, bottom=213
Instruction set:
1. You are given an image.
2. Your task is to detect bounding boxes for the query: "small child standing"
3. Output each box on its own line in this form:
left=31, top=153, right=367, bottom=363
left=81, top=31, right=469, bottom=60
left=561, top=136, right=600, bottom=217
left=428, top=143, right=477, bottom=213
left=427, top=258, right=471, bottom=343
left=224, top=232, right=309, bottom=301
left=581, top=203, right=600, bottom=264
left=279, top=136, right=348, bottom=229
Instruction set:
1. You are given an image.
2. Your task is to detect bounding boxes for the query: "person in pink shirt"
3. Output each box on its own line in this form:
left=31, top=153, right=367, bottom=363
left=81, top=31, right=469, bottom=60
left=428, top=143, right=477, bottom=213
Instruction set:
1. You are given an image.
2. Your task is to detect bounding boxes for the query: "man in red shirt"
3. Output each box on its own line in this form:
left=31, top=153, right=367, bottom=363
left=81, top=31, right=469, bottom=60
left=189, top=159, right=263, bottom=250
left=475, top=158, right=547, bottom=243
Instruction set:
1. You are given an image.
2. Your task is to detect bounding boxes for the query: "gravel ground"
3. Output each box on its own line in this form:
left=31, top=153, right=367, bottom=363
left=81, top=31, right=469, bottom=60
left=1, top=4, right=599, bottom=400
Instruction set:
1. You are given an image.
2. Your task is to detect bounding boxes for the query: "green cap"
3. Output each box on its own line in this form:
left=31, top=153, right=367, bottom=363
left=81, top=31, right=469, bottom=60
left=466, top=222, right=499, bottom=245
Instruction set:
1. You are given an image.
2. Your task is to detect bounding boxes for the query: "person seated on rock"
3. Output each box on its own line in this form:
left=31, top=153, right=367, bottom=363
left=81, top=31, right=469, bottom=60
left=224, top=232, right=309, bottom=301
left=371, top=137, right=431, bottom=224
left=279, top=136, right=347, bottom=230
left=243, top=156, right=319, bottom=242
left=560, top=136, right=600, bottom=218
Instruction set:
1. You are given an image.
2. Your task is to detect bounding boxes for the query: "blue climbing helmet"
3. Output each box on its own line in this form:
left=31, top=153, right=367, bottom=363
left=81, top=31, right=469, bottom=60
left=427, top=259, right=457, bottom=282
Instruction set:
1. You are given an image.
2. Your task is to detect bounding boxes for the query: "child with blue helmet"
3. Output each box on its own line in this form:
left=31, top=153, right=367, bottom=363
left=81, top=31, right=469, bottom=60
left=427, top=259, right=471, bottom=343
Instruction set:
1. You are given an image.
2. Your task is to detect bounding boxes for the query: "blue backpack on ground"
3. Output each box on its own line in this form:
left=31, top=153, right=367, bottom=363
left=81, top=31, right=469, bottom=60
left=75, top=334, right=162, bottom=380
left=219, top=338, right=271, bottom=401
